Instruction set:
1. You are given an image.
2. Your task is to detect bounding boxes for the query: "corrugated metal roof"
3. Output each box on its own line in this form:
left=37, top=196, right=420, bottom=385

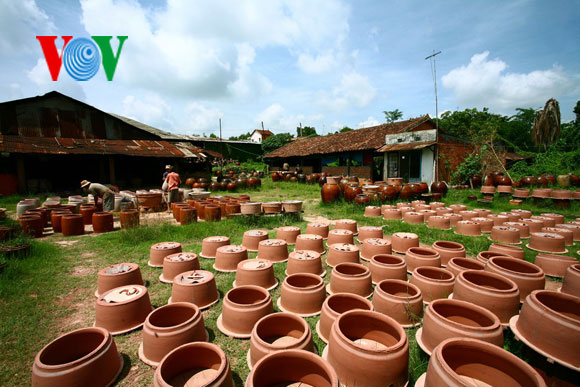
left=376, top=141, right=436, bottom=152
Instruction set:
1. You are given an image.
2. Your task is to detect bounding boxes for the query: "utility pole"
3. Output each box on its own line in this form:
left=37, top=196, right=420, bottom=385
left=425, top=50, right=441, bottom=181
left=219, top=118, right=223, bottom=169
left=299, top=122, right=302, bottom=137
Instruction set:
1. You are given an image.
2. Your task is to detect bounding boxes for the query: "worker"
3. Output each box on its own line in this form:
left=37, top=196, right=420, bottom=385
left=162, top=164, right=171, bottom=182
left=164, top=165, right=181, bottom=211
left=80, top=180, right=114, bottom=212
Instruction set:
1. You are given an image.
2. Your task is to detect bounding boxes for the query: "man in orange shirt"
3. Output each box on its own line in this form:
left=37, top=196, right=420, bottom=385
left=165, top=165, right=181, bottom=211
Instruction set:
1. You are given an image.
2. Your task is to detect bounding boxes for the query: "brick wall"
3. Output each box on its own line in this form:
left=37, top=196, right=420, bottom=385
left=437, top=137, right=474, bottom=182
left=322, top=166, right=372, bottom=178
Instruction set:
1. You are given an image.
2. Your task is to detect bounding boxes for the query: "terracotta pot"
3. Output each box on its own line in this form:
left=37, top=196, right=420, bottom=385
left=240, top=202, right=262, bottom=215
left=485, top=214, right=507, bottom=227
left=405, top=247, right=440, bottom=273
left=321, top=182, right=341, bottom=203
left=513, top=188, right=531, bottom=198
left=559, top=223, right=580, bottom=241
left=402, top=211, right=423, bottom=224
left=213, top=245, right=247, bottom=272
left=61, top=214, right=85, bottom=236
left=411, top=266, right=455, bottom=303
left=552, top=189, right=572, bottom=200
left=534, top=254, right=576, bottom=278
left=334, top=219, right=358, bottom=235
left=120, top=209, right=139, bottom=228
left=203, top=204, right=221, bottom=222
left=96, top=262, right=144, bottom=297
left=327, top=229, right=354, bottom=245
left=224, top=202, right=240, bottom=216
left=180, top=207, right=197, bottom=225
left=18, top=214, right=44, bottom=237
left=31, top=327, right=123, bottom=387
left=327, top=263, right=372, bottom=298
left=242, top=230, right=269, bottom=251
left=534, top=215, right=557, bottom=227
left=285, top=250, right=322, bottom=277
left=317, top=293, right=373, bottom=344
left=234, top=259, right=277, bottom=290
left=481, top=185, right=496, bottom=194
left=532, top=188, right=551, bottom=198
left=160, top=253, right=200, bottom=283
left=476, top=251, right=509, bottom=265
left=541, top=227, right=573, bottom=245
left=326, top=310, right=409, bottom=387
left=499, top=212, right=521, bottom=222
left=447, top=257, right=485, bottom=277
left=416, top=337, right=545, bottom=387
left=472, top=208, right=490, bottom=217
left=277, top=273, right=326, bottom=317
left=398, top=206, right=415, bottom=216
left=527, top=232, right=567, bottom=253
left=172, top=203, right=189, bottom=222
left=448, top=204, right=466, bottom=214
left=369, top=254, right=407, bottom=284
left=511, top=209, right=532, bottom=219
left=170, top=270, right=219, bottom=309
left=372, top=279, right=423, bottom=327
left=540, top=212, right=565, bottom=225
left=431, top=181, right=448, bottom=194
left=291, top=235, right=323, bottom=255
left=255, top=239, right=288, bottom=263
left=443, top=213, right=463, bottom=227
left=501, top=222, right=530, bottom=239
left=417, top=209, right=436, bottom=221
left=560, top=264, right=580, bottom=297
left=429, top=201, right=445, bottom=210
left=391, top=232, right=419, bottom=253
left=262, top=202, right=282, bottom=214
left=356, top=226, right=382, bottom=243
left=306, top=222, right=329, bottom=238
left=510, top=290, right=580, bottom=370
left=248, top=313, right=315, bottom=369
left=489, top=226, right=521, bottom=244
left=276, top=226, right=301, bottom=244
left=149, top=242, right=182, bottom=267
left=359, top=238, right=392, bottom=262
left=325, top=243, right=358, bottom=268
left=427, top=215, right=450, bottom=230
left=153, top=342, right=233, bottom=387
left=485, top=256, right=545, bottom=301
left=455, top=220, right=482, bottom=236
left=453, top=270, right=520, bottom=325
left=217, top=285, right=273, bottom=338
left=92, top=212, right=114, bottom=233
left=200, top=236, right=230, bottom=258
left=79, top=205, right=97, bottom=225
left=487, top=243, right=524, bottom=259
left=50, top=210, right=71, bottom=233
left=430, top=241, right=465, bottom=267
left=95, top=285, right=153, bottom=335
left=363, top=206, right=381, bottom=217
left=396, top=201, right=411, bottom=208
left=383, top=208, right=403, bottom=220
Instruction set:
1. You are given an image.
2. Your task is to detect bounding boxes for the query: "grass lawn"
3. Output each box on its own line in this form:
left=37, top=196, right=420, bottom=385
left=1, top=180, right=578, bottom=386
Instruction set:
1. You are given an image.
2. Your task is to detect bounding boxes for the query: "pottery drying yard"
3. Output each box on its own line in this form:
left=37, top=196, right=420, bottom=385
left=1, top=177, right=580, bottom=386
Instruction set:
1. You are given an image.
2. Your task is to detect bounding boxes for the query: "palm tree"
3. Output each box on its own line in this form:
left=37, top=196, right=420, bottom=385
left=532, top=98, right=561, bottom=151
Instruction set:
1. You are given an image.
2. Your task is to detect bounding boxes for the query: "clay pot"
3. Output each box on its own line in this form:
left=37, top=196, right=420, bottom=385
left=327, top=229, right=354, bottom=245
left=402, top=211, right=424, bottom=224
left=80, top=205, right=97, bottom=225
left=18, top=214, right=44, bottom=237
left=560, top=264, right=580, bottom=297
left=455, top=220, right=482, bottom=236
left=532, top=188, right=551, bottom=198
left=534, top=254, right=577, bottom=278
left=224, top=202, right=240, bottom=216
left=326, top=310, right=409, bottom=387
left=242, top=230, right=269, bottom=251
left=276, top=226, right=301, bottom=244
left=443, top=213, right=463, bottom=227
left=405, top=248, right=440, bottom=274
left=327, top=263, right=372, bottom=298
left=383, top=208, right=403, bottom=220
left=499, top=212, right=521, bottom=222
left=485, top=256, right=545, bottom=302
left=431, top=181, right=448, bottom=194
left=447, top=257, right=485, bottom=277
left=317, top=294, right=373, bottom=344
left=489, top=226, right=521, bottom=244
left=291, top=235, right=323, bottom=256
left=92, top=212, right=114, bottom=233
left=453, top=270, right=520, bottom=325
left=200, top=236, right=230, bottom=258
left=217, top=286, right=273, bottom=338
left=487, top=243, right=524, bottom=259
left=31, top=327, right=123, bottom=387
left=513, top=188, right=531, bottom=198
left=540, top=212, right=565, bottom=225
left=50, top=210, right=71, bottom=233
left=96, top=263, right=144, bottom=297
left=325, top=243, right=358, bottom=267
left=234, top=259, right=277, bottom=290
left=213, top=245, right=247, bottom=272
left=262, top=202, right=282, bottom=214
left=391, top=232, right=419, bottom=253
left=277, top=273, right=326, bottom=317
left=552, top=189, right=572, bottom=200
left=542, top=227, right=573, bottom=245
left=411, top=267, right=455, bottom=303
left=359, top=238, right=392, bottom=261
left=285, top=250, right=323, bottom=277
left=559, top=223, right=580, bottom=241
left=369, top=254, right=407, bottom=283
left=535, top=215, right=557, bottom=227
left=248, top=313, right=315, bottom=369
left=527, top=232, right=567, bottom=253
left=416, top=337, right=545, bottom=387
left=321, top=182, right=341, bottom=203
left=363, top=206, right=381, bottom=217
left=306, top=222, right=329, bottom=238
left=357, top=226, right=383, bottom=243
left=448, top=204, right=466, bottom=214
left=139, top=302, right=208, bottom=368
left=204, top=204, right=221, bottom=222
left=61, top=214, right=85, bottom=236
left=428, top=215, right=450, bottom=230
left=512, top=209, right=532, bottom=219
left=149, top=242, right=182, bottom=268
left=256, top=239, right=288, bottom=263
left=180, top=207, right=197, bottom=225
left=510, top=290, right=580, bottom=370
left=429, top=201, right=445, bottom=210
left=160, top=253, right=200, bottom=283
left=372, top=279, right=423, bottom=327
left=476, top=251, right=509, bottom=265
left=429, top=241, right=464, bottom=267
left=95, top=285, right=153, bottom=335
left=398, top=206, right=415, bottom=216
left=334, top=219, right=358, bottom=235
left=120, top=209, right=139, bottom=228
left=240, top=202, right=262, bottom=215
left=170, top=270, right=219, bottom=309
left=481, top=185, right=496, bottom=194
left=153, top=342, right=233, bottom=387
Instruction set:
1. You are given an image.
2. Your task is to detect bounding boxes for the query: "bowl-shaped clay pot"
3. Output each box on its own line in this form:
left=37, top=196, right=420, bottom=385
left=200, top=236, right=230, bottom=259
left=170, top=270, right=219, bottom=309
left=242, top=229, right=269, bottom=251
left=534, top=254, right=576, bottom=278
left=360, top=238, right=392, bottom=261
left=286, top=250, right=324, bottom=277
left=275, top=226, right=301, bottom=244
left=403, top=211, right=425, bottom=224
left=160, top=253, right=200, bottom=283
left=489, top=226, right=521, bottom=244
left=428, top=216, right=450, bottom=230
left=522, top=218, right=545, bottom=233
left=217, top=285, right=273, bottom=338
left=447, top=257, right=485, bottom=277
left=240, top=202, right=262, bottom=215
left=153, top=342, right=233, bottom=387
left=248, top=313, right=315, bottom=369
left=277, top=273, right=326, bottom=317
left=488, top=243, right=525, bottom=259
left=357, top=226, right=383, bottom=242
left=411, top=267, right=455, bottom=303
left=139, top=302, right=208, bottom=368
left=560, top=264, right=580, bottom=297
left=391, top=232, right=419, bottom=254
left=248, top=349, right=338, bottom=387
left=405, top=247, right=441, bottom=272
left=325, top=310, right=409, bottom=387
left=485, top=256, right=545, bottom=302
left=306, top=222, right=329, bottom=238
left=455, top=221, right=482, bottom=236
left=234, top=259, right=278, bottom=290
left=295, top=234, right=326, bottom=254
left=527, top=232, right=567, bottom=253
left=503, top=222, right=530, bottom=239
left=453, top=270, right=520, bottom=326
left=95, top=285, right=153, bottom=335
left=334, top=219, right=358, bottom=234
left=326, top=243, right=361, bottom=268
left=61, top=214, right=84, bottom=236
left=327, top=229, right=354, bottom=245
left=510, top=290, right=580, bottom=370
left=416, top=337, right=545, bottom=387
left=416, top=298, right=503, bottom=356
left=432, top=241, right=466, bottom=267
left=317, top=293, right=373, bottom=344
left=31, top=327, right=123, bottom=387
left=96, top=262, right=144, bottom=297
left=369, top=254, right=407, bottom=284
left=262, top=202, right=282, bottom=214
left=327, top=263, right=373, bottom=298
left=372, top=279, right=423, bottom=327
left=213, top=245, right=247, bottom=272
left=257, top=239, right=288, bottom=263
left=150, top=242, right=182, bottom=268
left=472, top=217, right=494, bottom=233
left=281, top=200, right=303, bottom=213
left=499, top=212, right=521, bottom=222
left=364, top=206, right=382, bottom=217
left=383, top=208, right=403, bottom=220
left=542, top=227, right=574, bottom=245
left=559, top=223, right=580, bottom=241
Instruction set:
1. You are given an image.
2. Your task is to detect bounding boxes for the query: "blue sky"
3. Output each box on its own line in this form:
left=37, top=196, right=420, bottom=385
left=0, top=0, right=578, bottom=137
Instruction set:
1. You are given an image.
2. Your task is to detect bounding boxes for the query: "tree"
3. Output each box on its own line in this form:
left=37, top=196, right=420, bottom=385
left=573, top=100, right=580, bottom=124
left=209, top=133, right=218, bottom=138
left=532, top=98, right=561, bottom=151
left=228, top=132, right=251, bottom=141
left=383, top=109, right=403, bottom=123
left=262, top=133, right=294, bottom=154
left=337, top=126, right=353, bottom=133
left=296, top=126, right=317, bottom=137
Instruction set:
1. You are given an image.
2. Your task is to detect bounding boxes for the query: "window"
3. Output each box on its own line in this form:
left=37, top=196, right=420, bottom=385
left=387, top=150, right=421, bottom=181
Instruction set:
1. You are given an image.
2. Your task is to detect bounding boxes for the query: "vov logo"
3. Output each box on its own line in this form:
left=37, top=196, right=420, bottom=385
left=36, top=36, right=128, bottom=81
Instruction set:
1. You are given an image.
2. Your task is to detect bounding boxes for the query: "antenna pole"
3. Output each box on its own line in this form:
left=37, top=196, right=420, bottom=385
left=425, top=50, right=442, bottom=181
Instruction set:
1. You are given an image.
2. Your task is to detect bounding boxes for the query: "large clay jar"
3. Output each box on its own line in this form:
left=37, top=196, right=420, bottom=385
left=276, top=226, right=301, bottom=244
left=18, top=214, right=44, bottom=237
left=95, top=285, right=153, bottom=335
left=510, top=290, right=580, bottom=370
left=61, top=214, right=84, bottom=236
left=405, top=247, right=441, bottom=272
left=489, top=242, right=525, bottom=259
left=214, top=245, right=247, bottom=272
left=317, top=293, right=373, bottom=344
left=149, top=242, right=182, bottom=268
left=286, top=250, right=324, bottom=277
left=561, top=264, right=580, bottom=297
left=485, top=256, right=545, bottom=302
left=321, top=180, right=341, bottom=203
left=306, top=222, right=329, bottom=239
left=170, top=270, right=219, bottom=309
left=242, top=229, right=269, bottom=251
left=399, top=184, right=414, bottom=200
left=120, top=209, right=139, bottom=229
left=360, top=238, right=391, bottom=261
left=526, top=232, right=567, bottom=253
left=369, top=254, right=407, bottom=283
left=96, top=262, right=144, bottom=297
left=372, top=279, right=423, bottom=327
left=204, top=204, right=221, bottom=222
left=358, top=226, right=383, bottom=242
left=391, top=232, right=419, bottom=253
left=447, top=257, right=485, bottom=277
left=326, top=310, right=409, bottom=387
left=153, top=342, right=233, bottom=387
left=80, top=205, right=97, bottom=225
left=327, top=229, right=354, bottom=245
left=217, top=286, right=273, bottom=338
left=160, top=252, right=200, bottom=283
left=234, top=259, right=278, bottom=290
left=92, top=212, right=114, bottom=233
left=257, top=239, right=289, bottom=263
left=431, top=241, right=465, bottom=267
left=326, top=243, right=359, bottom=267
left=416, top=298, right=503, bottom=356
left=139, top=302, right=208, bottom=368
left=428, top=215, right=450, bottom=230
left=327, top=263, right=373, bottom=298
left=453, top=270, right=520, bottom=326
left=411, top=267, right=455, bottom=303
left=455, top=220, right=482, bottom=236
left=200, top=236, right=230, bottom=258
left=416, top=337, right=545, bottom=387
left=431, top=181, right=448, bottom=195
left=534, top=254, right=576, bottom=278
left=248, top=313, right=315, bottom=369
left=295, top=234, right=325, bottom=254
left=50, top=210, right=71, bottom=233
left=31, top=327, right=123, bottom=387
left=277, top=273, right=326, bottom=317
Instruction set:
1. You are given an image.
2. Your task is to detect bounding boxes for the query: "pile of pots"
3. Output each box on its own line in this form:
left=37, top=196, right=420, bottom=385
left=207, top=174, right=263, bottom=192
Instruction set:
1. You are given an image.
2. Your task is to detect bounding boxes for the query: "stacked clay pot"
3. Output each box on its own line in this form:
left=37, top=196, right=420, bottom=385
left=149, top=242, right=182, bottom=268
left=286, top=250, right=324, bottom=277
left=327, top=263, right=373, bottom=298
left=372, top=279, right=423, bottom=327
left=317, top=293, right=373, bottom=343
left=217, top=286, right=273, bottom=338
left=95, top=262, right=144, bottom=297
left=360, top=238, right=391, bottom=261
left=327, top=229, right=354, bottom=245
left=200, top=236, right=230, bottom=258
left=369, top=254, right=407, bottom=284
left=391, top=232, right=419, bottom=253
left=160, top=252, right=200, bottom=283
left=214, top=245, right=247, bottom=272
left=357, top=226, right=383, bottom=242
left=275, top=226, right=301, bottom=244
left=326, top=243, right=359, bottom=267
left=242, top=230, right=269, bottom=251
left=485, top=256, right=545, bottom=301
left=306, top=222, right=329, bottom=239
left=95, top=285, right=153, bottom=335
left=170, top=270, right=219, bottom=309
left=277, top=273, right=326, bottom=317
left=410, top=267, right=455, bottom=303
left=405, top=247, right=441, bottom=272
left=257, top=239, right=289, bottom=263
left=234, top=259, right=278, bottom=290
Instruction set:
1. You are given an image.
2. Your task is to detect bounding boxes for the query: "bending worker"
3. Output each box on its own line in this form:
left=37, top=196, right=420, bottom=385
left=81, top=180, right=115, bottom=212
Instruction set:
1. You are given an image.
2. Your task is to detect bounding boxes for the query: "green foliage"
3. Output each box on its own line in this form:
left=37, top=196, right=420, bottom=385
left=384, top=109, right=403, bottom=123
left=262, top=132, right=294, bottom=154
left=508, top=149, right=580, bottom=179
left=209, top=133, right=218, bottom=138
left=228, top=132, right=251, bottom=141
left=337, top=126, right=353, bottom=133
left=296, top=126, right=317, bottom=137
left=451, top=147, right=485, bottom=184
left=438, top=108, right=505, bottom=143
left=212, top=161, right=267, bottom=173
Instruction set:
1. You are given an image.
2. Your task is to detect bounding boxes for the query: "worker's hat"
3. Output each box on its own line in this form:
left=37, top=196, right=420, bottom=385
left=80, top=180, right=91, bottom=188
left=165, top=165, right=173, bottom=170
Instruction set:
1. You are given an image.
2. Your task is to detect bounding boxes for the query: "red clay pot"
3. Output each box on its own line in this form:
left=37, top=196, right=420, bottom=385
left=360, top=238, right=391, bottom=261
left=372, top=279, right=423, bottom=327
left=170, top=270, right=219, bottom=309
left=480, top=185, right=496, bottom=194
left=431, top=181, right=448, bottom=195
left=429, top=201, right=446, bottom=210
left=306, top=222, right=329, bottom=238
left=317, top=293, right=373, bottom=344
left=369, top=254, right=407, bottom=283
left=224, top=202, right=240, bottom=216
left=488, top=243, right=525, bottom=259
left=449, top=204, right=467, bottom=214
left=357, top=226, right=383, bottom=242
left=80, top=205, right=97, bottom=225
left=95, top=285, right=153, bottom=335
left=487, top=214, right=508, bottom=226
left=262, top=202, right=282, bottom=214
left=96, top=262, right=144, bottom=297
left=490, top=226, right=521, bottom=244
left=559, top=223, right=580, bottom=241
left=326, top=243, right=359, bottom=267
left=217, top=285, right=273, bottom=338
left=160, top=252, right=200, bottom=283
left=234, top=259, right=277, bottom=290
left=411, top=266, right=455, bottom=303
left=476, top=251, right=508, bottom=265
left=92, top=212, right=114, bottom=233
left=500, top=212, right=522, bottom=222
left=278, top=273, right=326, bottom=317
left=200, top=236, right=230, bottom=258
left=321, top=181, right=341, bottom=203
left=19, top=214, right=44, bottom=237
left=485, top=257, right=545, bottom=302
left=213, top=245, right=247, bottom=272
left=327, top=263, right=372, bottom=298
left=443, top=213, right=463, bottom=227
left=527, top=232, right=567, bottom=253
left=179, top=207, right=197, bottom=225
left=327, top=229, right=354, bottom=245
left=398, top=206, right=415, bottom=216
left=534, top=254, right=576, bottom=278
left=403, top=211, right=425, bottom=224
left=427, top=215, right=450, bottom=230
left=257, top=239, right=288, bottom=263
left=534, top=215, right=557, bottom=227
left=242, top=229, right=269, bottom=251
left=560, top=264, right=580, bottom=297
left=405, top=247, right=441, bottom=272
left=383, top=208, right=403, bottom=220
left=61, top=214, right=84, bottom=236
left=286, top=250, right=324, bottom=277
left=472, top=217, right=493, bottom=232
left=149, top=242, right=182, bottom=268
left=391, top=232, right=419, bottom=253
left=32, top=327, right=123, bottom=387
left=120, top=209, right=139, bottom=228
left=325, top=310, right=409, bottom=387
left=503, top=222, right=530, bottom=239
left=542, top=227, right=573, bottom=245
left=447, top=257, right=485, bottom=277
left=334, top=218, right=358, bottom=234
left=455, top=220, right=482, bottom=236
left=431, top=241, right=465, bottom=267
left=364, top=206, right=381, bottom=217
left=275, top=226, right=301, bottom=244
left=50, top=210, right=71, bottom=233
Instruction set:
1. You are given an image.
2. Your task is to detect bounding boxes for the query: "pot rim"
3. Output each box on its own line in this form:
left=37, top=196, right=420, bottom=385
left=156, top=342, right=228, bottom=385
left=487, top=256, right=543, bottom=276
left=413, top=267, right=455, bottom=283
left=98, top=262, right=139, bottom=277
left=432, top=241, right=465, bottom=252
left=284, top=273, right=324, bottom=290
left=407, top=247, right=439, bottom=258
left=428, top=298, right=501, bottom=331
left=145, top=302, right=201, bottom=331
left=448, top=257, right=485, bottom=270
left=253, top=312, right=310, bottom=348
left=333, top=262, right=370, bottom=277
left=459, top=270, right=518, bottom=293
left=371, top=254, right=405, bottom=266
left=376, top=279, right=422, bottom=300
left=528, top=289, right=580, bottom=324
left=225, top=285, right=271, bottom=307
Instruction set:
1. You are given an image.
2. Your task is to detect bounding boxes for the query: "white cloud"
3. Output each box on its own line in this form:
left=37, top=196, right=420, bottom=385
left=121, top=94, right=174, bottom=131
left=0, top=0, right=55, bottom=54
left=318, top=71, right=377, bottom=111
left=184, top=102, right=224, bottom=135
left=27, top=58, right=86, bottom=101
left=358, top=116, right=380, bottom=128
left=442, top=51, right=571, bottom=110
left=330, top=121, right=344, bottom=130
left=255, top=103, right=325, bottom=133
left=297, top=52, right=335, bottom=74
